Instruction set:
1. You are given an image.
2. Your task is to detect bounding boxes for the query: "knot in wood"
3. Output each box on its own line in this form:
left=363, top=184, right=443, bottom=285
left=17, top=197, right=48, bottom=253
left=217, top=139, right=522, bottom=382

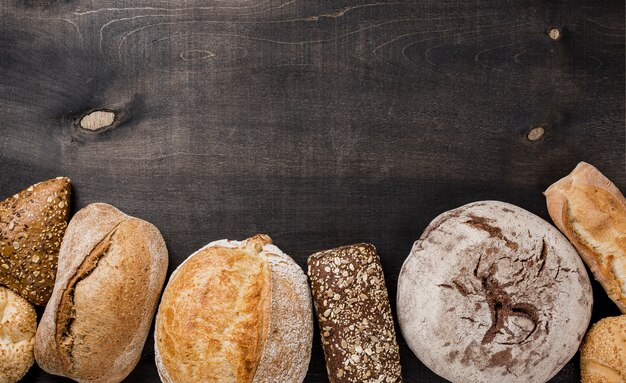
left=526, top=126, right=545, bottom=142
left=548, top=28, right=561, bottom=41
left=80, top=110, right=116, bottom=131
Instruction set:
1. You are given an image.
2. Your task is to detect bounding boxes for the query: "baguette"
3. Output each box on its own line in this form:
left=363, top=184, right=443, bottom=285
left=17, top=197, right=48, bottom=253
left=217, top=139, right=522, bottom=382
left=545, top=162, right=626, bottom=313
left=34, top=203, right=168, bottom=383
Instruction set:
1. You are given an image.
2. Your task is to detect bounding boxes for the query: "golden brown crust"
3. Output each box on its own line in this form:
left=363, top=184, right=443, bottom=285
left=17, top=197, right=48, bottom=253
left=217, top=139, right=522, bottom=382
left=545, top=162, right=626, bottom=313
left=0, top=177, right=70, bottom=305
left=0, top=286, right=37, bottom=383
left=34, top=203, right=169, bottom=383
left=580, top=315, right=626, bottom=383
left=155, top=237, right=272, bottom=383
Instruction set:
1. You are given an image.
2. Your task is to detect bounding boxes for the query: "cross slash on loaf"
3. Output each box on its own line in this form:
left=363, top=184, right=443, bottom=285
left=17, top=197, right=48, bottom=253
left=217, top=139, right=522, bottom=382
left=154, top=234, right=313, bottom=383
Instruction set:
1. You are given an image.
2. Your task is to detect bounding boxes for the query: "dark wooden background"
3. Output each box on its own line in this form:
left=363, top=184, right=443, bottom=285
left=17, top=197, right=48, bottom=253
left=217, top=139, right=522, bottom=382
left=1, top=0, right=624, bottom=381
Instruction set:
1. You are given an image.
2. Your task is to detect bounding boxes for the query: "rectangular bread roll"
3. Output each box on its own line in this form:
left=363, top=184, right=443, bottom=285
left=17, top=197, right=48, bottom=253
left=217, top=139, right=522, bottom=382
left=308, top=243, right=402, bottom=383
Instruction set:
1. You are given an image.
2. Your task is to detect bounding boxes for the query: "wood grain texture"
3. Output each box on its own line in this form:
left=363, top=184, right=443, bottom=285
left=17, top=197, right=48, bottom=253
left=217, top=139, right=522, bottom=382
left=0, top=0, right=623, bottom=382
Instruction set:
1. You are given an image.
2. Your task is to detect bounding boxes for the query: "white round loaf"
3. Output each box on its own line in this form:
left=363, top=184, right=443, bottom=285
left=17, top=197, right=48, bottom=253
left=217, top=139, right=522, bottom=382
left=0, top=285, right=37, bottom=383
left=397, top=201, right=593, bottom=383
left=154, top=235, right=312, bottom=383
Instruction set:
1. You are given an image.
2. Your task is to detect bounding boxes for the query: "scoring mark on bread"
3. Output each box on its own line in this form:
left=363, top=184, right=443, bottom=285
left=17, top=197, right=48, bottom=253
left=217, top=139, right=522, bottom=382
left=464, top=215, right=519, bottom=251
left=480, top=266, right=539, bottom=346
left=55, top=223, right=122, bottom=372
left=438, top=238, right=562, bottom=351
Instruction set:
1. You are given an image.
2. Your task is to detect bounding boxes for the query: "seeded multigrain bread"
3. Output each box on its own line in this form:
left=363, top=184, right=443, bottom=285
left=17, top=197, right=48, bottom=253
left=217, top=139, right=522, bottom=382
left=0, top=286, right=37, bottom=383
left=34, top=203, right=168, bottom=383
left=580, top=315, right=626, bottom=383
left=0, top=177, right=70, bottom=305
left=154, top=235, right=312, bottom=383
left=307, top=243, right=402, bottom=383
left=545, top=162, right=626, bottom=313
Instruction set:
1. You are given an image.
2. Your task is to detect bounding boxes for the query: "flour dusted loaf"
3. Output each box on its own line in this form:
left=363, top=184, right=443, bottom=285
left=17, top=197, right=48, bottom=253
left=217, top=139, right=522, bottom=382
left=307, top=243, right=402, bottom=383
left=34, top=203, right=168, bottom=383
left=154, top=234, right=312, bottom=383
left=0, top=286, right=37, bottom=383
left=0, top=177, right=70, bottom=305
left=580, top=315, right=625, bottom=383
left=397, top=201, right=593, bottom=383
left=545, top=162, right=626, bottom=313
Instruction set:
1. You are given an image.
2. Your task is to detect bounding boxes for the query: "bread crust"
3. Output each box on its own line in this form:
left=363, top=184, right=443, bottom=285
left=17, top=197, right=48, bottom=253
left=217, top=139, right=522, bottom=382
left=0, top=177, right=70, bottom=305
left=580, top=315, right=626, bottom=383
left=308, top=243, right=402, bottom=383
left=397, top=201, right=593, bottom=383
left=154, top=235, right=313, bottom=383
left=0, top=286, right=37, bottom=383
left=34, top=203, right=168, bottom=383
left=154, top=236, right=272, bottom=383
left=545, top=162, right=626, bottom=313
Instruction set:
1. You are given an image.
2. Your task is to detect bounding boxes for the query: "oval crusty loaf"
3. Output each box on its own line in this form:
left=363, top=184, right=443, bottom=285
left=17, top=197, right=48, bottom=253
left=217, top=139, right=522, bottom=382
left=397, top=201, right=593, bottom=383
left=580, top=315, right=625, bottom=383
left=545, top=162, right=626, bottom=313
left=34, top=203, right=169, bottom=383
left=0, top=177, right=70, bottom=305
left=0, top=286, right=37, bottom=383
left=154, top=234, right=312, bottom=383
left=307, top=243, right=402, bottom=383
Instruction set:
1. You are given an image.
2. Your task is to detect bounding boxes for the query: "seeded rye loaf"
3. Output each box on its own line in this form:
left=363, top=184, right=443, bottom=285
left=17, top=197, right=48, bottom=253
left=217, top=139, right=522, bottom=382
left=307, top=243, right=402, bottom=383
left=34, top=203, right=168, bottom=383
left=0, top=177, right=70, bottom=305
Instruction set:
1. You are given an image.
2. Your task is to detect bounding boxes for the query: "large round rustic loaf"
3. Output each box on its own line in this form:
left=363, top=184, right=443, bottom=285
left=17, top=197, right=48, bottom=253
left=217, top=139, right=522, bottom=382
left=34, top=203, right=169, bottom=383
left=0, top=177, right=70, bottom=305
left=0, top=286, right=37, bottom=383
left=154, top=234, right=312, bottom=383
left=397, top=201, right=593, bottom=383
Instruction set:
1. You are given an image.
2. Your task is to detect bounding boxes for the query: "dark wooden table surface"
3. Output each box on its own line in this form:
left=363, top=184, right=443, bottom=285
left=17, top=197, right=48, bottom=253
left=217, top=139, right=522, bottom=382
left=1, top=0, right=624, bottom=382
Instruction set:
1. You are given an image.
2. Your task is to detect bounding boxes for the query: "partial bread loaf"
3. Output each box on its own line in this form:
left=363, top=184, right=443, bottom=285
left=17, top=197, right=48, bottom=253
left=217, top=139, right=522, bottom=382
left=154, top=234, right=312, bottom=383
left=580, top=315, right=625, bottom=383
left=307, top=243, right=402, bottom=383
left=0, top=286, right=37, bottom=383
left=0, top=177, right=70, bottom=305
left=545, top=162, right=626, bottom=313
left=34, top=203, right=168, bottom=383
left=397, top=201, right=593, bottom=383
